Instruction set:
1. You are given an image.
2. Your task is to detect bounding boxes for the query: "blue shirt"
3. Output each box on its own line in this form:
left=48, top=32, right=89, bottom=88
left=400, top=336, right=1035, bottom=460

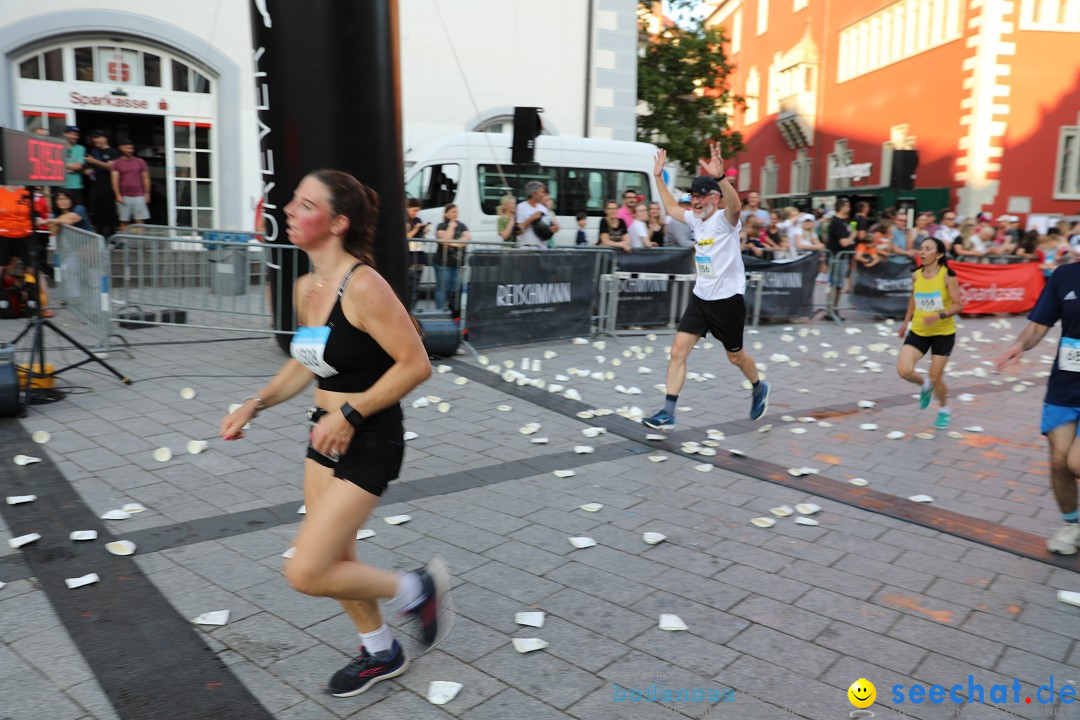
left=1028, top=263, right=1080, bottom=407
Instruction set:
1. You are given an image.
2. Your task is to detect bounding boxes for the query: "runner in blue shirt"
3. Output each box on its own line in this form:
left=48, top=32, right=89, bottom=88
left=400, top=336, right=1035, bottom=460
left=997, top=262, right=1080, bottom=554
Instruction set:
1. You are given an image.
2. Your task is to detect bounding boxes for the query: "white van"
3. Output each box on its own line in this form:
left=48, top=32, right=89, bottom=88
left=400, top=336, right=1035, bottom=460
left=403, top=133, right=672, bottom=247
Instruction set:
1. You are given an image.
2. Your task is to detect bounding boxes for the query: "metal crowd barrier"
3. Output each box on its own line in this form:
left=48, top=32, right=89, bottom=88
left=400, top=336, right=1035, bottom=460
left=606, top=270, right=695, bottom=331
left=106, top=226, right=299, bottom=336
left=55, top=225, right=112, bottom=349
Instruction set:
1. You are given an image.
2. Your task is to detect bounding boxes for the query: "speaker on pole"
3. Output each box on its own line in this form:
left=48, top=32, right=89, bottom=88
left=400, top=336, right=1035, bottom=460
left=891, top=149, right=919, bottom=191
left=251, top=1, right=406, bottom=352
left=511, top=107, right=543, bottom=165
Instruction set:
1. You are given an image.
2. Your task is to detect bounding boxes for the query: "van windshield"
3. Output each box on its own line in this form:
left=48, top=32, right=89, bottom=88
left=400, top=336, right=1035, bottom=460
left=479, top=164, right=648, bottom=217
left=405, top=163, right=460, bottom=209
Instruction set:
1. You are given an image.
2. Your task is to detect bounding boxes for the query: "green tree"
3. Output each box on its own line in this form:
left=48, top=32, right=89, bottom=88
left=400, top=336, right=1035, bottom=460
left=637, top=0, right=745, bottom=178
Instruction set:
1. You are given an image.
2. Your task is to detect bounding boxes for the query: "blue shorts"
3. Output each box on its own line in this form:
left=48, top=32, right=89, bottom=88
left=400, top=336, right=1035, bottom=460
left=1040, top=403, right=1080, bottom=436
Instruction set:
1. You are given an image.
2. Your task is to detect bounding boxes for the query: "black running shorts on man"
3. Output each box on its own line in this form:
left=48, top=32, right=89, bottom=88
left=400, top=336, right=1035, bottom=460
left=677, top=293, right=746, bottom=352
left=902, top=332, right=955, bottom=357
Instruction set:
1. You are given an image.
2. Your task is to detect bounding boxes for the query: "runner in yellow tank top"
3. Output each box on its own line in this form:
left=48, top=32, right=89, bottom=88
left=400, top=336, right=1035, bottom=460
left=896, top=237, right=964, bottom=429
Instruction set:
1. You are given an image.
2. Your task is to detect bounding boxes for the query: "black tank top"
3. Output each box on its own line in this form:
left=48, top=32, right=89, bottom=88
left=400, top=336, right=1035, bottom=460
left=290, top=263, right=403, bottom=429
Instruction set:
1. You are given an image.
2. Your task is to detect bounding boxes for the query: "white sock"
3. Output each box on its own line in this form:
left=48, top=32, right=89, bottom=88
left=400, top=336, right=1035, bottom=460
left=922, top=378, right=931, bottom=390
left=940, top=406, right=951, bottom=415
left=359, top=624, right=394, bottom=655
left=391, top=571, right=423, bottom=612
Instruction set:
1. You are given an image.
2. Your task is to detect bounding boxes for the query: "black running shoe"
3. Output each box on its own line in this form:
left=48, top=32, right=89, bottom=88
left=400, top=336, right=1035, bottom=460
left=327, top=641, right=410, bottom=698
left=400, top=556, right=453, bottom=651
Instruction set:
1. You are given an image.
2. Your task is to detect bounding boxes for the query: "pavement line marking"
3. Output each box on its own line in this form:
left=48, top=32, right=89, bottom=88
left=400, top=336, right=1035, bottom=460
left=0, top=419, right=276, bottom=720
left=448, top=359, right=1080, bottom=572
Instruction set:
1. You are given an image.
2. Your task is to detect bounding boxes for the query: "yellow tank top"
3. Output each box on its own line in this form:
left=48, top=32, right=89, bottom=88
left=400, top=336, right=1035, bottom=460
left=912, top=265, right=955, bottom=337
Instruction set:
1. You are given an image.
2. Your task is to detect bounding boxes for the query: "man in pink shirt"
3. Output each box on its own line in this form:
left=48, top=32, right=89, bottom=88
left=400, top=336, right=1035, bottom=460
left=111, top=139, right=150, bottom=232
left=617, top=187, right=641, bottom=228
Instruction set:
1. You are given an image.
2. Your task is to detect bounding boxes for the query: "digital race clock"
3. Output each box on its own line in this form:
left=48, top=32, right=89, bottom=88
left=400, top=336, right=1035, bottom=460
left=0, top=128, right=67, bottom=186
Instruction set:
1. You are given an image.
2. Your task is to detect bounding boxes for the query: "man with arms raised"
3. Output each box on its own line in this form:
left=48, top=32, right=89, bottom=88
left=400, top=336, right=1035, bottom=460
left=643, top=142, right=770, bottom=430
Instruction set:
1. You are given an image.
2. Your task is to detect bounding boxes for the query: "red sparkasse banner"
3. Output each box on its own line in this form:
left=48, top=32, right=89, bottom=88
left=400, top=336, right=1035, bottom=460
left=953, top=261, right=1046, bottom=314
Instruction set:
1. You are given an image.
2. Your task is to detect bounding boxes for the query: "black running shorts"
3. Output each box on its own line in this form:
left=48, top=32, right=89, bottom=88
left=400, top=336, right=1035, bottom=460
left=305, top=408, right=404, bottom=497
left=902, top=332, right=956, bottom=357
left=676, top=293, right=746, bottom=353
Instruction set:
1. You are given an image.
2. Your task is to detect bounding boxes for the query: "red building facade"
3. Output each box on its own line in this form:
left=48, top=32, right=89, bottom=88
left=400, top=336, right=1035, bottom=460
left=706, top=0, right=1080, bottom=221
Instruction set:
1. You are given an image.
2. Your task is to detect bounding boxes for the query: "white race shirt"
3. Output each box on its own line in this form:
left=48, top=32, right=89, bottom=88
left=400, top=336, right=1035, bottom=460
left=516, top=200, right=550, bottom=249
left=628, top=220, right=649, bottom=249
left=683, top=209, right=745, bottom=301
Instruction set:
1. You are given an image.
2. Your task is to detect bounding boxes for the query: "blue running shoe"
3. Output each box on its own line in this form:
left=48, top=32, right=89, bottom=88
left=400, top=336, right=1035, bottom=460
left=919, top=384, right=932, bottom=409
left=642, top=409, right=676, bottom=430
left=933, top=410, right=951, bottom=429
left=750, top=381, right=770, bottom=420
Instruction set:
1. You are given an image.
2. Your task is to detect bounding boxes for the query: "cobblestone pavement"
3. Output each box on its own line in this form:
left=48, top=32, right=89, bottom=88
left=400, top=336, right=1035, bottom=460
left=0, top=309, right=1077, bottom=720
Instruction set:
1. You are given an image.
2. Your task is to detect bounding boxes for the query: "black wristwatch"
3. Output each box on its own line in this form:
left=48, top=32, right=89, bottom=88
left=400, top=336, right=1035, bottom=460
left=938, top=311, right=948, bottom=320
left=340, top=402, right=365, bottom=428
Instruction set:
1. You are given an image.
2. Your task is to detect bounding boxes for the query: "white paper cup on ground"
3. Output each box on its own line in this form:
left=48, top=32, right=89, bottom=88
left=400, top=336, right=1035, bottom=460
left=512, top=638, right=549, bottom=653
left=515, top=611, right=545, bottom=628
left=13, top=455, right=41, bottom=466
left=569, top=536, right=596, bottom=549
left=383, top=515, right=411, bottom=525
left=122, top=503, right=147, bottom=514
left=186, top=440, right=209, bottom=455
left=8, top=533, right=41, bottom=549
left=642, top=532, right=667, bottom=545
left=658, top=614, right=688, bottom=631
left=65, top=573, right=99, bottom=589
left=192, top=609, right=231, bottom=626
left=1057, top=590, right=1080, bottom=608
left=32, top=431, right=50, bottom=444
left=356, top=529, right=376, bottom=540
left=428, top=681, right=463, bottom=705
left=179, top=387, right=196, bottom=400
left=100, top=509, right=131, bottom=520
left=152, top=448, right=172, bottom=462
left=795, top=516, right=820, bottom=526
left=578, top=503, right=603, bottom=512
left=794, top=503, right=821, bottom=516
left=770, top=505, right=794, bottom=517
left=106, top=540, right=137, bottom=556
left=6, top=495, right=36, bottom=505
left=750, top=517, right=776, bottom=528
left=849, top=478, right=870, bottom=487
left=70, top=530, right=98, bottom=541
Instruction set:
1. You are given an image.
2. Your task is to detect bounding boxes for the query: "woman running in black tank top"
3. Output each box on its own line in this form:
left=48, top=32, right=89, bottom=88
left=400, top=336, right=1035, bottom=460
left=220, top=170, right=451, bottom=699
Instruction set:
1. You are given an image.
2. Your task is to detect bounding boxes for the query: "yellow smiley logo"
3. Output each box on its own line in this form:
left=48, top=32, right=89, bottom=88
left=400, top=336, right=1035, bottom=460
left=848, top=678, right=876, bottom=709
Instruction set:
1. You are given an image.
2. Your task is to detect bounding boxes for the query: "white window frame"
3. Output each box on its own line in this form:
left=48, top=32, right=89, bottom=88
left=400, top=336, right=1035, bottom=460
left=744, top=67, right=760, bottom=125
left=1054, top=119, right=1080, bottom=200
left=793, top=0, right=808, bottom=10
left=757, top=0, right=769, bottom=35
left=790, top=149, right=811, bottom=194
left=732, top=10, right=743, bottom=54
left=760, top=156, right=779, bottom=198
left=838, top=0, right=965, bottom=82
left=1020, top=0, right=1080, bottom=30
left=738, top=162, right=752, bottom=193
left=827, top=139, right=853, bottom=191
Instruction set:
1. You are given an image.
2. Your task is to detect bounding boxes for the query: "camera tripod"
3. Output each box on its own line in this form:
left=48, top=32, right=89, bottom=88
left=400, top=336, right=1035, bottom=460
left=8, top=218, right=130, bottom=416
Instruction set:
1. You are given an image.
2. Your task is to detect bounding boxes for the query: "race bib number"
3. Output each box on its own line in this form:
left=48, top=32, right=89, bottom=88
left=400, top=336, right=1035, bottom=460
left=291, top=326, right=338, bottom=378
left=1060, top=337, right=1080, bottom=372
left=915, top=291, right=944, bottom=313
left=696, top=254, right=716, bottom=279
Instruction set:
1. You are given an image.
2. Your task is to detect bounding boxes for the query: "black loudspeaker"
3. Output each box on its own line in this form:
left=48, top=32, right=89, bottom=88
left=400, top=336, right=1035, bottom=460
left=413, top=311, right=460, bottom=358
left=891, top=149, right=919, bottom=190
left=511, top=107, right=543, bottom=165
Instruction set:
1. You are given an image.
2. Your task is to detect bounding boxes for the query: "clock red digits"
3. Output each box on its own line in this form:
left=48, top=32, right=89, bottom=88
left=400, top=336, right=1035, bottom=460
left=27, top=140, right=43, bottom=180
